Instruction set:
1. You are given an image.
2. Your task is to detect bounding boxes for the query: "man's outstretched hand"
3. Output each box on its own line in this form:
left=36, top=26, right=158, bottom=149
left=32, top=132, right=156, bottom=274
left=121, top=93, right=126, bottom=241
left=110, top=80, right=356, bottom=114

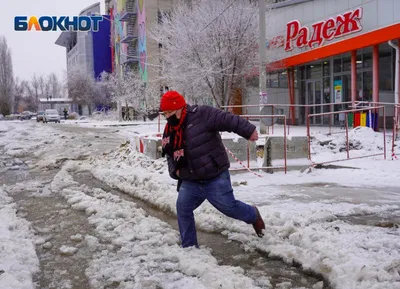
left=249, top=129, right=259, bottom=142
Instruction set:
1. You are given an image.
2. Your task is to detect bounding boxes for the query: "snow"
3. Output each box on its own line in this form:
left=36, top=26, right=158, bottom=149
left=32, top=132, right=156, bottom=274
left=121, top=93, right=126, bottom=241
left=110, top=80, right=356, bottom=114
left=0, top=188, right=39, bottom=289
left=59, top=246, right=78, bottom=256
left=51, top=164, right=262, bottom=289
left=1, top=119, right=400, bottom=289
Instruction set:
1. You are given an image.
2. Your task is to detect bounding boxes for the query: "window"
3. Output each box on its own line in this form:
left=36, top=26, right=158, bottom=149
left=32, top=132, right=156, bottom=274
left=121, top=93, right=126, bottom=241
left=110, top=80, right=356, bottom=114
left=342, top=75, right=351, bottom=103
left=323, top=61, right=330, bottom=77
left=342, top=53, right=351, bottom=72
left=306, top=64, right=322, bottom=79
left=379, top=45, right=394, bottom=91
left=333, top=58, right=342, bottom=73
left=278, top=71, right=288, bottom=88
left=363, top=71, right=373, bottom=102
left=362, top=48, right=373, bottom=69
left=269, top=73, right=278, bottom=88
left=299, top=66, right=305, bottom=80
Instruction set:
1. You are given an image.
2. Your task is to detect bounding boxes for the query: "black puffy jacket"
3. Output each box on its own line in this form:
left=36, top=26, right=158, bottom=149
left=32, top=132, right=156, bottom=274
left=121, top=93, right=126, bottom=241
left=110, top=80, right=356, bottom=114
left=166, top=105, right=255, bottom=182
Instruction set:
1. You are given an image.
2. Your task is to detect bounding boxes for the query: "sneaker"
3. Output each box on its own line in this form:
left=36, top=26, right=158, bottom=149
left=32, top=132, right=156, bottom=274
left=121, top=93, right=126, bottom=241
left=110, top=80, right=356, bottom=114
left=252, top=206, right=265, bottom=237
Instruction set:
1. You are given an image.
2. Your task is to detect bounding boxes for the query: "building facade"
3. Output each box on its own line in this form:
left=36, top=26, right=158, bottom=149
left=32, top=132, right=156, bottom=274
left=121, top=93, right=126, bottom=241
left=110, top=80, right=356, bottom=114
left=249, top=0, right=400, bottom=127
left=55, top=2, right=112, bottom=79
left=55, top=2, right=112, bottom=115
left=106, top=0, right=182, bottom=94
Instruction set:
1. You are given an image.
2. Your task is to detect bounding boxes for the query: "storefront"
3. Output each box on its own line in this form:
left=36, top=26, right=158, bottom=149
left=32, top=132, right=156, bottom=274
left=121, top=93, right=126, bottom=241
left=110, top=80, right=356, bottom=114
left=264, top=0, right=400, bottom=127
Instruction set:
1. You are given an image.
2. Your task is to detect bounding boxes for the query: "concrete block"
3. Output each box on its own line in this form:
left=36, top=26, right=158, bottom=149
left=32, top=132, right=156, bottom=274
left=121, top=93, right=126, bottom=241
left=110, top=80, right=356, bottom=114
left=222, top=138, right=257, bottom=163
left=143, top=138, right=162, bottom=159
left=270, top=136, right=308, bottom=160
left=263, top=136, right=308, bottom=172
left=139, top=137, right=257, bottom=163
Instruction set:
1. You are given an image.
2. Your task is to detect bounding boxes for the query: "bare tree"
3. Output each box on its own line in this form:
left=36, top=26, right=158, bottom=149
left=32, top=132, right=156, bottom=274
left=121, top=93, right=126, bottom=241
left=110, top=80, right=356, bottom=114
left=0, top=36, right=14, bottom=115
left=150, top=0, right=260, bottom=109
left=26, top=74, right=41, bottom=107
left=37, top=75, right=51, bottom=100
left=13, top=77, right=27, bottom=112
left=48, top=73, right=62, bottom=99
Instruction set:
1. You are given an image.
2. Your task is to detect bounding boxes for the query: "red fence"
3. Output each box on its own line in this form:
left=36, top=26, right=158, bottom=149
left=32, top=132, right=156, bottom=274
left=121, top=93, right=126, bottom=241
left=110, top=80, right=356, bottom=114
left=392, top=105, right=400, bottom=160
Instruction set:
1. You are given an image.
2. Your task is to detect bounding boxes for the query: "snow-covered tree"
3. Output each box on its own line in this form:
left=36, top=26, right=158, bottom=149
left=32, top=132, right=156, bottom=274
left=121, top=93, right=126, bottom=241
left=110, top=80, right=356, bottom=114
left=101, top=69, right=159, bottom=121
left=0, top=36, right=14, bottom=115
left=150, top=0, right=260, bottom=109
left=65, top=66, right=99, bottom=111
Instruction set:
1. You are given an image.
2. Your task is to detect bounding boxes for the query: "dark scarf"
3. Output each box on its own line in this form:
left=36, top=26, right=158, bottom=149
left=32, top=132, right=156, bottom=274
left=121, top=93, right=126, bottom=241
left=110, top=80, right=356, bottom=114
left=161, top=106, right=187, bottom=170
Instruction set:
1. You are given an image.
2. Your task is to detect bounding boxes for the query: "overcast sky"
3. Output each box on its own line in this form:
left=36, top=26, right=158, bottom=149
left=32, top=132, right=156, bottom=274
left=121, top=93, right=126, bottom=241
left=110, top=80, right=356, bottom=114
left=1, top=0, right=105, bottom=82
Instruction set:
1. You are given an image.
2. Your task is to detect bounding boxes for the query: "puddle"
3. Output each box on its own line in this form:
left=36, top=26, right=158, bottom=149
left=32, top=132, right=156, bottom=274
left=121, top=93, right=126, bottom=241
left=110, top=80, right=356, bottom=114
left=74, top=171, right=331, bottom=289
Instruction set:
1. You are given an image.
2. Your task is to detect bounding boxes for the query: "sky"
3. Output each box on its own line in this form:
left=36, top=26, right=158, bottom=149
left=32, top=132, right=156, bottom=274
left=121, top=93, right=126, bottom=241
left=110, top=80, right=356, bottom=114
left=1, top=0, right=105, bottom=82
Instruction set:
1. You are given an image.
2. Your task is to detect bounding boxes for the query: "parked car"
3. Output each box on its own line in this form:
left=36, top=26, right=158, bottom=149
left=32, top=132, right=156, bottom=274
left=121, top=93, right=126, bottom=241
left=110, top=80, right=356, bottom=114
left=43, top=109, right=61, bottom=123
left=36, top=111, right=45, bottom=122
left=20, top=111, right=33, bottom=120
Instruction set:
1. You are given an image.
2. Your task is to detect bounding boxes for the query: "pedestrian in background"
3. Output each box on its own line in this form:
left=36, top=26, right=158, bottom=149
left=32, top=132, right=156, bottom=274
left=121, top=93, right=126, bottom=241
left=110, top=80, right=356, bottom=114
left=160, top=90, right=265, bottom=248
left=63, top=107, right=68, bottom=120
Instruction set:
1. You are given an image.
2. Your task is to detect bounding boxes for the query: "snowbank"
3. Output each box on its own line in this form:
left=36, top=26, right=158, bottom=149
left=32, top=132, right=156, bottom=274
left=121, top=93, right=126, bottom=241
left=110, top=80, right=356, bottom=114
left=0, top=188, right=39, bottom=289
left=52, top=165, right=264, bottom=289
left=86, top=143, right=400, bottom=289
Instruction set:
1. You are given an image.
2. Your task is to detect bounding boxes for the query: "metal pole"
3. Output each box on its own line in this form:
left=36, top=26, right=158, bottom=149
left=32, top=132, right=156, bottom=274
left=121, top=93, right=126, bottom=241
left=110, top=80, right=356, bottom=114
left=158, top=113, right=161, bottom=133
left=345, top=112, right=350, bottom=159
left=383, top=106, right=387, bottom=160
left=288, top=105, right=291, bottom=135
left=393, top=117, right=396, bottom=160
left=284, top=116, right=287, bottom=174
left=307, top=112, right=311, bottom=160
left=247, top=117, right=250, bottom=168
left=259, top=0, right=267, bottom=134
left=272, top=106, right=275, bottom=135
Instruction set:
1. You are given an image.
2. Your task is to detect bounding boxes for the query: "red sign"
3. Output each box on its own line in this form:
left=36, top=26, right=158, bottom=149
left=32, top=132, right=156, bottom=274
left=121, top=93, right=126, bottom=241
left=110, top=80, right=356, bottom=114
left=285, top=7, right=363, bottom=52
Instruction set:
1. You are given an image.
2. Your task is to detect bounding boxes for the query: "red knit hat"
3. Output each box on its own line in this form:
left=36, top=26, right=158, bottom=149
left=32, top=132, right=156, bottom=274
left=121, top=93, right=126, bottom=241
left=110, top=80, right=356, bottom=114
left=160, top=91, right=186, bottom=111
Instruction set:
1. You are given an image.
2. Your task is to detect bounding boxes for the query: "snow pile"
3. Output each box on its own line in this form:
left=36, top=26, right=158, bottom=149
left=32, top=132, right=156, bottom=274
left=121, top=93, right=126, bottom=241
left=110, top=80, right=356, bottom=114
left=0, top=188, right=39, bottom=289
left=320, top=127, right=385, bottom=154
left=52, top=165, right=263, bottom=289
left=86, top=143, right=400, bottom=289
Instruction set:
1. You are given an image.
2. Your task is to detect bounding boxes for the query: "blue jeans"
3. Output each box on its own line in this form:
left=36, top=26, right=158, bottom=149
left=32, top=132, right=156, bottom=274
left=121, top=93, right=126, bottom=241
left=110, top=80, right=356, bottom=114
left=176, top=170, right=257, bottom=248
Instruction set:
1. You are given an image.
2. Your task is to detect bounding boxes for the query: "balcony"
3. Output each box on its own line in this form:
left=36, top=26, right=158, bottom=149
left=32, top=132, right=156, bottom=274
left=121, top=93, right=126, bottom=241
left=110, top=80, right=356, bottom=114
left=120, top=0, right=137, bottom=22
left=120, top=20, right=138, bottom=43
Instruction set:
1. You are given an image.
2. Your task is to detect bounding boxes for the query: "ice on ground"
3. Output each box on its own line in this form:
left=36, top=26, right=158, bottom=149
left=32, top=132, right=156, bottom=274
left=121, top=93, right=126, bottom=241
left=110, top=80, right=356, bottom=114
left=59, top=246, right=78, bottom=256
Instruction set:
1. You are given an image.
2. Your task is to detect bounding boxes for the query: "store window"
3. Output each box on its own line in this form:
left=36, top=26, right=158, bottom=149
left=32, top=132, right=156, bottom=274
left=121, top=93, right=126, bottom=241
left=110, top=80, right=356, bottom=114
left=267, top=70, right=296, bottom=89
left=342, top=75, right=351, bottom=103
left=269, top=73, right=278, bottom=88
left=379, top=43, right=394, bottom=91
left=299, top=66, right=306, bottom=80
left=363, top=71, right=373, bottom=101
left=333, top=58, right=342, bottom=73
left=278, top=71, right=288, bottom=88
left=323, top=61, right=330, bottom=77
left=342, top=53, right=351, bottom=72
left=362, top=47, right=373, bottom=69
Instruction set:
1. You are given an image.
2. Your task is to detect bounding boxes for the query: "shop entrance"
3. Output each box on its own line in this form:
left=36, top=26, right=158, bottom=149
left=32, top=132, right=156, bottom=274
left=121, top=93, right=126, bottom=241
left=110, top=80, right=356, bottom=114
left=306, top=80, right=323, bottom=125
